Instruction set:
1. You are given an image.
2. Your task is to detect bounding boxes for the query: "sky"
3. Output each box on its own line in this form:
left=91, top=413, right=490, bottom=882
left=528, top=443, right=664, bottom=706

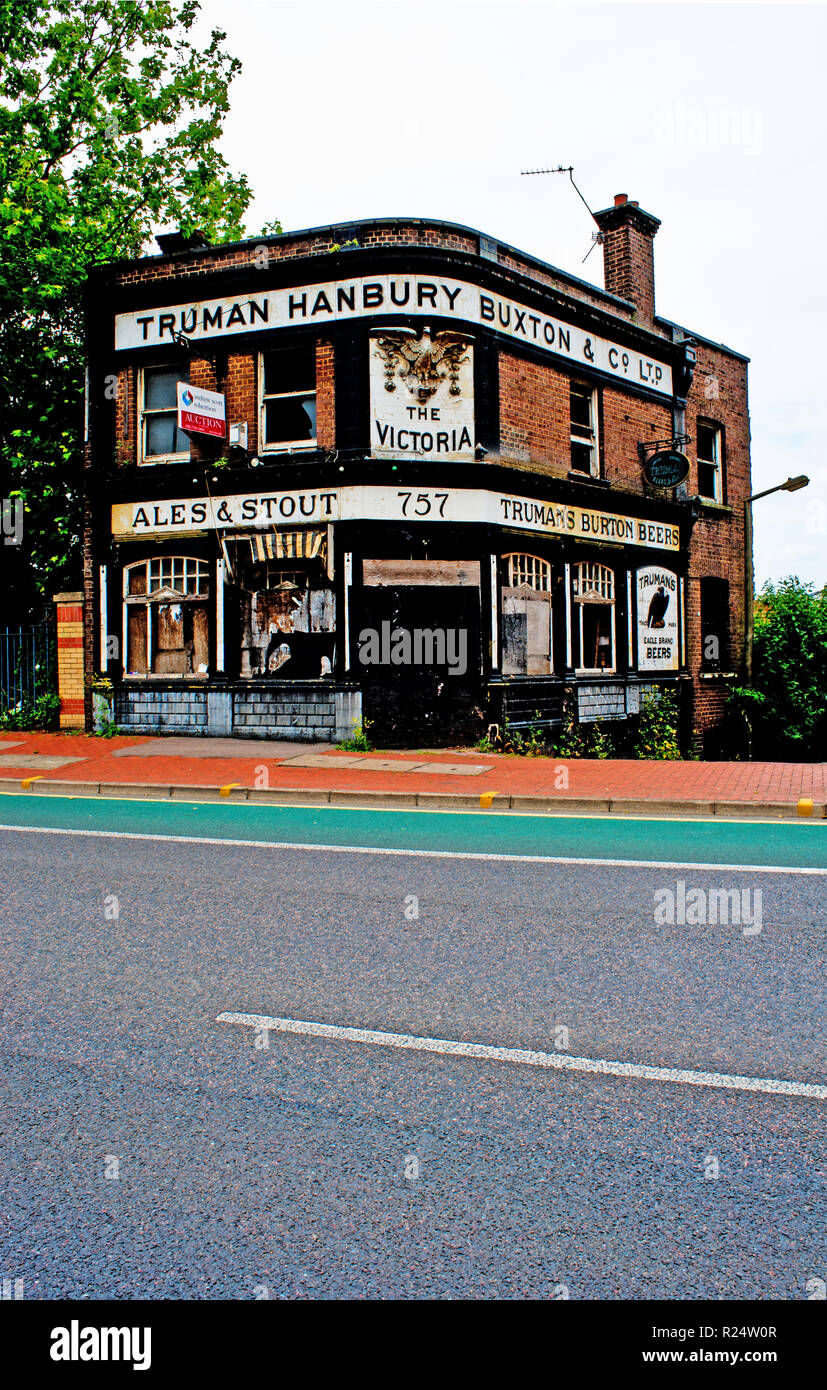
left=195, top=0, right=826, bottom=587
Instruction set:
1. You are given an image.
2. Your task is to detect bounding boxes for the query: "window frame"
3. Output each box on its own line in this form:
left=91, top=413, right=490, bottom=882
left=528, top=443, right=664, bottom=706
left=138, top=365, right=191, bottom=466
left=570, top=561, right=617, bottom=674
left=500, top=552, right=554, bottom=676
left=504, top=553, right=552, bottom=593
left=696, top=420, right=724, bottom=502
left=700, top=576, right=730, bottom=670
left=569, top=380, right=599, bottom=477
left=258, top=345, right=318, bottom=454
left=122, top=556, right=210, bottom=678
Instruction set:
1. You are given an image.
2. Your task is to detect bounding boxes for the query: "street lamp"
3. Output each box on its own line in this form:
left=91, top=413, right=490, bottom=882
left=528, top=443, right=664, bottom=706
left=744, top=475, right=809, bottom=685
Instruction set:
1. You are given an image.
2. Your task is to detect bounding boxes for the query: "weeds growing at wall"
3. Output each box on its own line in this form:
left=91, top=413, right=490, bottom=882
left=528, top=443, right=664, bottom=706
left=0, top=691, right=60, bottom=731
left=338, top=718, right=375, bottom=753
left=633, top=689, right=682, bottom=760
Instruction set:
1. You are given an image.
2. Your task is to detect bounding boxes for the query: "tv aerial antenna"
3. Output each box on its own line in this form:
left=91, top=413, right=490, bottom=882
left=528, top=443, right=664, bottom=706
left=520, top=165, right=603, bottom=263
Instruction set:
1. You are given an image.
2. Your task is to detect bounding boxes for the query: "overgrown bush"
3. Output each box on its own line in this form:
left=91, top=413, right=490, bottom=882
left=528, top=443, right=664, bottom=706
left=729, top=578, right=827, bottom=760
left=546, top=689, right=614, bottom=759
left=0, top=691, right=60, bottom=731
left=633, top=689, right=682, bottom=760
left=477, top=713, right=548, bottom=755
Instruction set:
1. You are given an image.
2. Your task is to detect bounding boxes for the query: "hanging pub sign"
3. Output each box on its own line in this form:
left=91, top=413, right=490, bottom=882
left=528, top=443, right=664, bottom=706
left=637, top=565, right=680, bottom=671
left=177, top=382, right=226, bottom=438
left=643, top=449, right=690, bottom=489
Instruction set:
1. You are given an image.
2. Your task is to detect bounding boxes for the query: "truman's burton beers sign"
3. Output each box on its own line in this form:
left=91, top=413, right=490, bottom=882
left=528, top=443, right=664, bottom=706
left=112, top=485, right=681, bottom=551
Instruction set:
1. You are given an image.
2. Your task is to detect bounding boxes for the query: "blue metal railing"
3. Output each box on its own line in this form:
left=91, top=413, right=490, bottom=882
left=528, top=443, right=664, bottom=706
left=0, top=621, right=55, bottom=715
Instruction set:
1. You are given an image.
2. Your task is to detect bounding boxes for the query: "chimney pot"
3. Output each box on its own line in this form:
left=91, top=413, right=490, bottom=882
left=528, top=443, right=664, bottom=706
left=614, top=193, right=628, bottom=206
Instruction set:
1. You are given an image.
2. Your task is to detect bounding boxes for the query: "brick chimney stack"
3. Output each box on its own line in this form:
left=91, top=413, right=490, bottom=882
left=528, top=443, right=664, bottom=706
left=593, top=193, right=661, bottom=322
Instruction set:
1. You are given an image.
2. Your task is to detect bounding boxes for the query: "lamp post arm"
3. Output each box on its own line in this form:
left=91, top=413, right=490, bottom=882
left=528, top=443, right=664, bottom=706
left=747, top=483, right=787, bottom=505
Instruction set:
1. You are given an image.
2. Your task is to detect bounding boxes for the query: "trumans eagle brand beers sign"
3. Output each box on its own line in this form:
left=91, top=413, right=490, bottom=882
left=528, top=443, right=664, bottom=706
left=114, top=272, right=673, bottom=397
left=637, top=565, right=680, bottom=670
left=176, top=382, right=226, bottom=438
left=111, top=486, right=681, bottom=551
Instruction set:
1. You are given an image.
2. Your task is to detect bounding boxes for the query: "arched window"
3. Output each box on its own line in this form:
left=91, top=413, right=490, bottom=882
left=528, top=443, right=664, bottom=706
left=501, top=554, right=553, bottom=675
left=571, top=562, right=616, bottom=672
left=505, top=553, right=552, bottom=592
left=124, top=557, right=210, bottom=677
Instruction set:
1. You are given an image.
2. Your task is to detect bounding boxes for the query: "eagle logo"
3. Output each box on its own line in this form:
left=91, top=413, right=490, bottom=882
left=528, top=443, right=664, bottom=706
left=374, top=326, right=472, bottom=402
left=646, top=585, right=670, bottom=629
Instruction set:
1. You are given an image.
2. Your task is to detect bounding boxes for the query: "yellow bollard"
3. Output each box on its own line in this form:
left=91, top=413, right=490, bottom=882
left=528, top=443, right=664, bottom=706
left=797, top=798, right=814, bottom=817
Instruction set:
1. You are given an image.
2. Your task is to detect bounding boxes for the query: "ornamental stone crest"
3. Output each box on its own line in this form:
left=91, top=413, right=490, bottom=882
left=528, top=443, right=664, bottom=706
left=373, top=326, right=472, bottom=402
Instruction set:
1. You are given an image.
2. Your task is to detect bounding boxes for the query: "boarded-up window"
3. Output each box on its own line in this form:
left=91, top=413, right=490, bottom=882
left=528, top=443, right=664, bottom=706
left=123, top=558, right=210, bottom=677
left=502, top=591, right=552, bottom=675
left=238, top=559, right=335, bottom=679
left=127, top=606, right=148, bottom=674
left=501, top=555, right=553, bottom=675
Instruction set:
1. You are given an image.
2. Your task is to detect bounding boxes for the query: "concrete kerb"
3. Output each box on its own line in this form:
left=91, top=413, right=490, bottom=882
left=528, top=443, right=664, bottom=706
left=713, top=799, right=826, bottom=819
left=0, top=777, right=824, bottom=819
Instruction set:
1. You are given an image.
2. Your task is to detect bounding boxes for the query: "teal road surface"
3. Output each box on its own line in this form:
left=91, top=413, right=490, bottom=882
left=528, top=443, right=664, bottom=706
left=1, top=791, right=825, bottom=870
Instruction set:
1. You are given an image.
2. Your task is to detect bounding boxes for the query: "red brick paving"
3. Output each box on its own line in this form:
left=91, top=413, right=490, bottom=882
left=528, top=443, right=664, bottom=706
left=0, top=732, right=824, bottom=803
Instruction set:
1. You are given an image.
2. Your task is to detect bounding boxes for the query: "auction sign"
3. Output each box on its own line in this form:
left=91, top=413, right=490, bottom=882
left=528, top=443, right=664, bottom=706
left=177, top=383, right=226, bottom=438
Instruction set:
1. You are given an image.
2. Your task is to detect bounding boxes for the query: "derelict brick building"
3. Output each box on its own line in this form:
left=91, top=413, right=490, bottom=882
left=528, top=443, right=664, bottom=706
left=80, top=194, right=751, bottom=748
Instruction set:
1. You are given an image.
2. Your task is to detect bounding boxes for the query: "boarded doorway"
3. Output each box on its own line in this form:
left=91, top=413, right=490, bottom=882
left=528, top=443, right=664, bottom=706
left=356, top=559, right=483, bottom=746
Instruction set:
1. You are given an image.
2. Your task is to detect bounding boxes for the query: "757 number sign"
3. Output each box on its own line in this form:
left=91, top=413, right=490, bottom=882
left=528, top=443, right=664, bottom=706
left=397, top=491, right=450, bottom=517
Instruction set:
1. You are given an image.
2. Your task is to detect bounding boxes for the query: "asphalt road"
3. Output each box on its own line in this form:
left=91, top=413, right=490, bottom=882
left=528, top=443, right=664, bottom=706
left=1, top=794, right=825, bottom=1300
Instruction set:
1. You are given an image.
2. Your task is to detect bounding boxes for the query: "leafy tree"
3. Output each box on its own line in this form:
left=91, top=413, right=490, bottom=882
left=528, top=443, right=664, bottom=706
left=730, top=578, right=827, bottom=760
left=0, top=0, right=261, bottom=620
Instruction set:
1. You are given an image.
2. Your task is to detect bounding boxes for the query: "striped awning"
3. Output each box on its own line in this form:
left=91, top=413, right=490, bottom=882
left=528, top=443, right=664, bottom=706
left=229, top=530, right=326, bottom=562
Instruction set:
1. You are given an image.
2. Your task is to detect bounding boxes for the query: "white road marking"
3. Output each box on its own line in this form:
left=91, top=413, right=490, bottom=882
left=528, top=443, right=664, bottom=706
left=0, top=821, right=824, bottom=874
left=218, top=1012, right=827, bottom=1102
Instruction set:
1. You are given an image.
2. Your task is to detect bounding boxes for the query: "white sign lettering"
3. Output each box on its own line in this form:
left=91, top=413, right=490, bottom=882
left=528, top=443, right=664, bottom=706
left=370, top=330, right=475, bottom=461
left=637, top=565, right=680, bottom=669
left=177, top=382, right=226, bottom=438
left=114, top=272, right=673, bottom=397
left=112, top=487, right=681, bottom=551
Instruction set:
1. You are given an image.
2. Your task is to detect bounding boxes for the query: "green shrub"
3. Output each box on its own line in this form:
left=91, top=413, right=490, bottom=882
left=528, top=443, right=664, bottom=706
left=734, top=578, right=827, bottom=760
left=477, top=713, right=548, bottom=756
left=634, top=689, right=682, bottom=759
left=0, top=691, right=60, bottom=731
left=93, top=720, right=124, bottom=738
left=586, top=719, right=613, bottom=759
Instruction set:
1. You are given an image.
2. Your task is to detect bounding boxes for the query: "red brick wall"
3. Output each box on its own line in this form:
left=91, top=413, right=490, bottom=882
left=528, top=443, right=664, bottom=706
left=112, top=221, right=631, bottom=322
left=601, top=386, right=672, bottom=491
left=498, top=351, right=570, bottom=475
left=316, top=338, right=335, bottom=450
left=684, top=344, right=751, bottom=742
left=497, top=349, right=673, bottom=487
left=114, top=342, right=335, bottom=465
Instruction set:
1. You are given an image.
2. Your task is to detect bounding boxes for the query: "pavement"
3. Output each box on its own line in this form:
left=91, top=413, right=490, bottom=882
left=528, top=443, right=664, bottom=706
left=1, top=798, right=825, bottom=1300
left=0, top=730, right=825, bottom=818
